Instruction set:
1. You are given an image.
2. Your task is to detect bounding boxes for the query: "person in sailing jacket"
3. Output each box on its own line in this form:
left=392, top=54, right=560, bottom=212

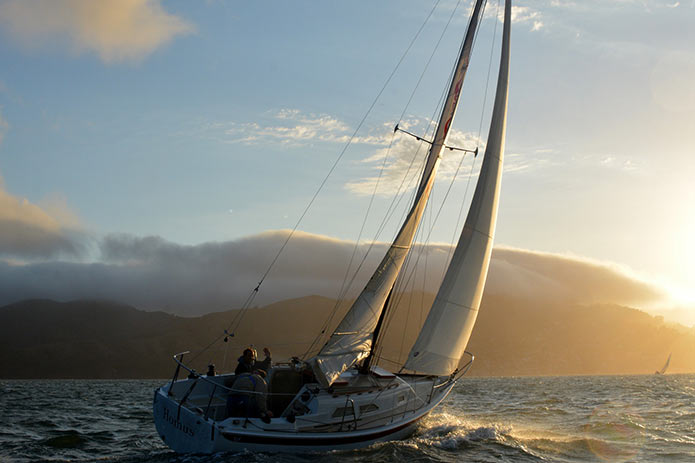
left=227, top=369, right=273, bottom=422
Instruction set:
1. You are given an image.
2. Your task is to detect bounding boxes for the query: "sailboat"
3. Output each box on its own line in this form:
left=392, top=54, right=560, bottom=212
left=153, top=0, right=511, bottom=453
left=655, top=353, right=671, bottom=375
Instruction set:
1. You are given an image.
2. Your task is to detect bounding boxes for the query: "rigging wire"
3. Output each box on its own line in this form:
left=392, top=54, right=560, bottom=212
left=323, top=0, right=458, bottom=320
left=222, top=0, right=449, bottom=351
left=301, top=0, right=467, bottom=359
left=394, top=144, right=474, bottom=366
left=316, top=0, right=488, bottom=367
left=376, top=148, right=471, bottom=368
left=206, top=0, right=498, bottom=370
left=329, top=0, right=471, bottom=314
left=302, top=95, right=442, bottom=359
left=374, top=0, right=492, bottom=370
left=311, top=0, right=474, bottom=357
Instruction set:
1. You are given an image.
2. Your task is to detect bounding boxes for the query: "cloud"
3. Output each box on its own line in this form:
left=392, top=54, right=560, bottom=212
left=211, top=110, right=538, bottom=198
left=345, top=118, right=490, bottom=196
left=510, top=5, right=544, bottom=31
left=0, top=0, right=193, bottom=63
left=0, top=229, right=681, bottom=325
left=547, top=0, right=683, bottom=12
left=541, top=0, right=694, bottom=55
left=345, top=128, right=430, bottom=196
left=216, top=109, right=387, bottom=147
left=0, top=176, right=84, bottom=259
left=483, top=4, right=543, bottom=31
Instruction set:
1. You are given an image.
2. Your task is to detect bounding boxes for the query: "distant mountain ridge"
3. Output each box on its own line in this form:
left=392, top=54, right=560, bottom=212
left=1, top=295, right=693, bottom=378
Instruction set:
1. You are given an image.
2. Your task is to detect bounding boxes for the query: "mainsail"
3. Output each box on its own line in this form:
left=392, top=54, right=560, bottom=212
left=404, top=0, right=511, bottom=376
left=310, top=0, right=487, bottom=388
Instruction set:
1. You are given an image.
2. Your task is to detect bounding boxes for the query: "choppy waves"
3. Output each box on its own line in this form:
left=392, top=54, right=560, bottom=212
left=1, top=375, right=694, bottom=462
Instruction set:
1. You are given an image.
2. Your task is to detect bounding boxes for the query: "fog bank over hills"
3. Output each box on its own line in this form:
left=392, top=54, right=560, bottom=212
left=1, top=230, right=690, bottom=324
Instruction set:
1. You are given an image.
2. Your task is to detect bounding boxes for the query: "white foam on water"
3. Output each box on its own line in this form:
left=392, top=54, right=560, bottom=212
left=412, top=411, right=513, bottom=449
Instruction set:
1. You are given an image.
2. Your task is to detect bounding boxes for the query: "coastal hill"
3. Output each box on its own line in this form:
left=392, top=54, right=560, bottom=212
left=1, top=294, right=693, bottom=379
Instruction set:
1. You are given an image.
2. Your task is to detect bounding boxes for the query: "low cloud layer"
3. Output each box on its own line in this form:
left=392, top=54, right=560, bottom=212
left=0, top=179, right=84, bottom=259
left=0, top=0, right=193, bottom=63
left=0, top=229, right=678, bottom=324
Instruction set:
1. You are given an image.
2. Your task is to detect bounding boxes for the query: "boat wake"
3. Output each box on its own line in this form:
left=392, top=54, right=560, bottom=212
left=414, top=413, right=508, bottom=448
left=399, top=410, right=643, bottom=462
left=400, top=412, right=539, bottom=460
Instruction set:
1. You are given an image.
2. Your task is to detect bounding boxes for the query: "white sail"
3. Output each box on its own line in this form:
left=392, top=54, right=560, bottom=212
left=310, top=0, right=487, bottom=388
left=310, top=168, right=439, bottom=388
left=658, top=353, right=671, bottom=375
left=404, top=0, right=511, bottom=376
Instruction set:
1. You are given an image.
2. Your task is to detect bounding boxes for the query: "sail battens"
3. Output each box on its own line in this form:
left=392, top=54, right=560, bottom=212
left=465, top=224, right=494, bottom=240
left=432, top=296, right=479, bottom=312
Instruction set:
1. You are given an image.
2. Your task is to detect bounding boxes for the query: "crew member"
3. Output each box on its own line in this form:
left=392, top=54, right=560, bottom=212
left=235, top=347, right=272, bottom=375
left=227, top=369, right=273, bottom=423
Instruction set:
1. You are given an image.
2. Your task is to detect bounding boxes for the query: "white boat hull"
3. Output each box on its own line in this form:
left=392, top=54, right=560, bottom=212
left=153, top=371, right=454, bottom=453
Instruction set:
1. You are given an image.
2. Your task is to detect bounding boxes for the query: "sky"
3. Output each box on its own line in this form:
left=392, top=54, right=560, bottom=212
left=0, top=1, right=693, bottom=323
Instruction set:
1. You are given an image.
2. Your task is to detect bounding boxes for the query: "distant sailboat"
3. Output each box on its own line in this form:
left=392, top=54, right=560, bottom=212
left=153, top=0, right=512, bottom=453
left=655, top=353, right=671, bottom=375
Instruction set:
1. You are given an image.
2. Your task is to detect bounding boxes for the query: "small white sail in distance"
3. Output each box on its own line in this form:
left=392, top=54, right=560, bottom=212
left=309, top=0, right=488, bottom=388
left=657, top=353, right=671, bottom=375
left=404, top=0, right=512, bottom=376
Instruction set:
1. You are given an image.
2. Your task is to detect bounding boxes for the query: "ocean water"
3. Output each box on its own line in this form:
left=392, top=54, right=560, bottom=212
left=1, top=375, right=694, bottom=462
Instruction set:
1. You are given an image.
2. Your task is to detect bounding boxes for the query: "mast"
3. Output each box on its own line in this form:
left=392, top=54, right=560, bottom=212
left=309, top=0, right=487, bottom=388
left=404, top=0, right=511, bottom=376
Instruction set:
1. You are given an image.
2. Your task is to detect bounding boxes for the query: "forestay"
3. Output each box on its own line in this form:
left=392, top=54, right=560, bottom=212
left=404, top=0, right=511, bottom=376
left=309, top=0, right=488, bottom=388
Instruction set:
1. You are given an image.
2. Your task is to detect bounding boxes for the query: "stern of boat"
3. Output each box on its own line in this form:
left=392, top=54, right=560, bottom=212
left=153, top=381, right=220, bottom=453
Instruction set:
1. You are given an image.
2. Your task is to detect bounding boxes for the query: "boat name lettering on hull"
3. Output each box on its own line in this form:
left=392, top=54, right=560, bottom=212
left=162, top=406, right=195, bottom=437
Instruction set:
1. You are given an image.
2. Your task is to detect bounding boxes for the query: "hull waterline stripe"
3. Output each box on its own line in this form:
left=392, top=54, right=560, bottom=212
left=220, top=415, right=424, bottom=446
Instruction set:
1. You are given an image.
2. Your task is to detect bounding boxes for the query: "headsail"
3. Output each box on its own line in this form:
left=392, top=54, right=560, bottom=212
left=404, top=0, right=511, bottom=376
left=309, top=0, right=487, bottom=388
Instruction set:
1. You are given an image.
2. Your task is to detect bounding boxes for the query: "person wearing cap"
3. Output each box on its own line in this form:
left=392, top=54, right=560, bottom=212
left=235, top=346, right=272, bottom=375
